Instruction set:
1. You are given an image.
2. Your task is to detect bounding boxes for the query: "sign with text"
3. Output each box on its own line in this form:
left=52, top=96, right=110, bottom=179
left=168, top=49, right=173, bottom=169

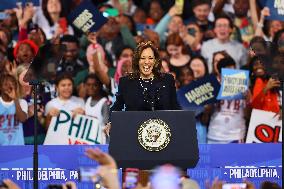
left=258, top=0, right=284, bottom=21
left=0, top=144, right=281, bottom=189
left=44, top=110, right=101, bottom=145
left=246, top=109, right=282, bottom=143
left=67, top=0, right=108, bottom=33
left=175, top=0, right=184, bottom=15
left=177, top=75, right=220, bottom=114
left=0, top=0, right=39, bottom=10
left=217, top=68, right=249, bottom=100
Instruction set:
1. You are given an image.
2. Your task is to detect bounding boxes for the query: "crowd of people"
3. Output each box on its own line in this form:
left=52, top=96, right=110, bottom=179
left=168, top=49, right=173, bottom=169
left=0, top=147, right=281, bottom=189
left=0, top=0, right=283, bottom=146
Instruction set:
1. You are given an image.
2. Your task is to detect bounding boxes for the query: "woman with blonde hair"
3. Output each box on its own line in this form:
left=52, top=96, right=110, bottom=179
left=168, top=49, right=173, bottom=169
left=16, top=64, right=46, bottom=144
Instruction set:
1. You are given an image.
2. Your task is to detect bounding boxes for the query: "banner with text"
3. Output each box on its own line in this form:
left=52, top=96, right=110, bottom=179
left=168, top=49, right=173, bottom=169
left=0, top=0, right=39, bottom=10
left=44, top=110, right=101, bottom=145
left=0, top=144, right=281, bottom=189
left=246, top=109, right=282, bottom=143
left=177, top=75, right=220, bottom=114
left=217, top=68, right=249, bottom=100
left=258, top=0, right=284, bottom=21
left=68, top=0, right=108, bottom=33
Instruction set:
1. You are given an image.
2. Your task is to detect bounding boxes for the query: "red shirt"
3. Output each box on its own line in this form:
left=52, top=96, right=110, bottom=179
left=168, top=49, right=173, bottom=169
left=251, top=78, right=280, bottom=113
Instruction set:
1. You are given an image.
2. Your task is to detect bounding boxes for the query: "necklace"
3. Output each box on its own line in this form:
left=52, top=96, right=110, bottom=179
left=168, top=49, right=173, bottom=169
left=139, top=77, right=154, bottom=103
left=139, top=77, right=153, bottom=91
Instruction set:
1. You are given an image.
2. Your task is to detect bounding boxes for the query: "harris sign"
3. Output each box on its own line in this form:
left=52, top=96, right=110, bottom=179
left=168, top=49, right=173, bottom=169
left=177, top=75, right=220, bottom=114
left=68, top=0, right=108, bottom=33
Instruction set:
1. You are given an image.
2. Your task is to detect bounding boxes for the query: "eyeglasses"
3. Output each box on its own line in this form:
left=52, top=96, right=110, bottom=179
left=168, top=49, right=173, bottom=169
left=215, top=24, right=230, bottom=28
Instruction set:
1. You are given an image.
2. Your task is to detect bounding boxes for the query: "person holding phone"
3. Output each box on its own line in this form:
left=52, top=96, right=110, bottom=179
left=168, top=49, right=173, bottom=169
left=33, top=0, right=74, bottom=40
left=179, top=23, right=203, bottom=52
left=250, top=57, right=281, bottom=114
left=85, top=148, right=120, bottom=189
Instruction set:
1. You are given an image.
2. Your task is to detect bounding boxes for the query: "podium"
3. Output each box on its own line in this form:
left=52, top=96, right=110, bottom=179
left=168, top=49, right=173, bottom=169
left=109, top=110, right=199, bottom=169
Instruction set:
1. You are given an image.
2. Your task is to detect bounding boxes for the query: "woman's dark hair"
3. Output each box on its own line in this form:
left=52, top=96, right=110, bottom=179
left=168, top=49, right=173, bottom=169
left=189, top=55, right=209, bottom=76
left=130, top=41, right=162, bottom=79
left=0, top=27, right=12, bottom=47
left=217, top=56, right=236, bottom=74
left=84, top=74, right=108, bottom=97
left=55, top=72, right=74, bottom=86
left=248, top=55, right=270, bottom=88
left=212, top=50, right=230, bottom=74
left=115, top=45, right=134, bottom=60
left=42, top=0, right=66, bottom=26
left=272, top=29, right=284, bottom=54
left=249, top=56, right=268, bottom=76
left=0, top=73, right=18, bottom=95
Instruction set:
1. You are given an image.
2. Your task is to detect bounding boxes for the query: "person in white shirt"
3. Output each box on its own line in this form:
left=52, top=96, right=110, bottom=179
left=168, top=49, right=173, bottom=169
left=201, top=14, right=247, bottom=72
left=84, top=74, right=110, bottom=144
left=207, top=57, right=248, bottom=143
left=45, top=73, right=85, bottom=128
left=33, top=0, right=74, bottom=40
left=0, top=74, right=28, bottom=145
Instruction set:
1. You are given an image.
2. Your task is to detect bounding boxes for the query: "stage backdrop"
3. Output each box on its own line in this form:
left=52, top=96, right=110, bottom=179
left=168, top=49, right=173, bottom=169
left=0, top=144, right=281, bottom=189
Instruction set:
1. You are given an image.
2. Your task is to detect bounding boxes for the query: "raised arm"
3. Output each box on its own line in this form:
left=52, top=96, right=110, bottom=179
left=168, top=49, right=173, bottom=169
left=254, top=7, right=270, bottom=37
left=249, top=0, right=259, bottom=30
left=213, top=0, right=227, bottom=16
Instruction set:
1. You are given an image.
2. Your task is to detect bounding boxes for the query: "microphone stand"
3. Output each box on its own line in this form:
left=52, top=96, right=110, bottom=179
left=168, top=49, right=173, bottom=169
left=281, top=80, right=283, bottom=144
left=29, top=80, right=40, bottom=189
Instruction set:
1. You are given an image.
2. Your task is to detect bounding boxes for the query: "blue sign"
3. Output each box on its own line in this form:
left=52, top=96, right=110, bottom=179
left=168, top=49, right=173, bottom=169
left=67, top=0, right=108, bottom=33
left=258, top=0, right=284, bottom=21
left=217, top=69, right=249, bottom=100
left=0, top=0, right=39, bottom=10
left=0, top=144, right=281, bottom=188
left=177, top=75, right=220, bottom=114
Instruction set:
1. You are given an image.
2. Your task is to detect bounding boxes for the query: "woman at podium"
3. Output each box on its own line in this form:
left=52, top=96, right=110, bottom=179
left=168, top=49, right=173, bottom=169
left=111, top=40, right=180, bottom=111
left=105, top=41, right=180, bottom=135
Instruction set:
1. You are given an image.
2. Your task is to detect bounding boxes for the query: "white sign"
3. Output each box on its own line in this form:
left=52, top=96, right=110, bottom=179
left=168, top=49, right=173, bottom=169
left=246, top=109, right=282, bottom=143
left=44, top=110, right=101, bottom=145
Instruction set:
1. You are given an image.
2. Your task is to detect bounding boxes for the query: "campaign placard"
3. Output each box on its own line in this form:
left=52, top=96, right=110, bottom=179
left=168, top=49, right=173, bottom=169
left=44, top=110, right=102, bottom=145
left=258, top=0, right=284, bottom=21
left=246, top=109, right=282, bottom=143
left=0, top=0, right=39, bottom=10
left=67, top=0, right=108, bottom=33
left=177, top=75, right=220, bottom=113
left=217, top=68, right=249, bottom=100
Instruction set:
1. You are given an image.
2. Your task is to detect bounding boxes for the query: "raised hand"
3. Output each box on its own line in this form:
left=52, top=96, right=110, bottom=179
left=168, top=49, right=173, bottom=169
left=261, top=7, right=270, bottom=17
left=263, top=78, right=280, bottom=94
left=71, top=108, right=85, bottom=117
left=48, top=108, right=60, bottom=117
left=85, top=148, right=119, bottom=189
